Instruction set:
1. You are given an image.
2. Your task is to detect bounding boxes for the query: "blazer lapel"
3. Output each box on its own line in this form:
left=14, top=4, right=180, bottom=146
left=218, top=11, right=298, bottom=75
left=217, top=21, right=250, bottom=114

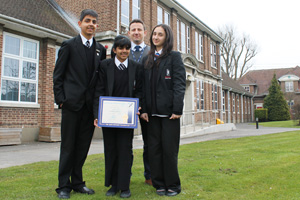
left=75, top=35, right=88, bottom=71
left=107, top=59, right=115, bottom=96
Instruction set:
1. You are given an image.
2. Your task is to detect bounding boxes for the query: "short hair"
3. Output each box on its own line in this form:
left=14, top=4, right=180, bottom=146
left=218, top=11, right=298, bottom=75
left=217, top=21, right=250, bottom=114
left=79, top=9, right=98, bottom=21
left=111, top=35, right=131, bottom=57
left=129, top=19, right=146, bottom=30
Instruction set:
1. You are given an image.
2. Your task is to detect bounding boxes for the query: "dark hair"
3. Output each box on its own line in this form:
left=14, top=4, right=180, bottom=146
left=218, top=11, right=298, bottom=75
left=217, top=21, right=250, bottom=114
left=145, top=24, right=174, bottom=69
left=129, top=19, right=146, bottom=30
left=79, top=9, right=98, bottom=21
left=111, top=35, right=131, bottom=57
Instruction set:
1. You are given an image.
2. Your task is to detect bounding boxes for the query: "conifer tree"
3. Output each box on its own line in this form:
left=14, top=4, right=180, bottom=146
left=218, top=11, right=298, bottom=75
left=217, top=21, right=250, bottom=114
left=263, top=73, right=290, bottom=121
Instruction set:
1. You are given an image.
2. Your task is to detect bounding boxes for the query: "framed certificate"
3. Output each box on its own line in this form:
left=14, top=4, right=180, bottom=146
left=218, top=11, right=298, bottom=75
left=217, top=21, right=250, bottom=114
left=98, top=96, right=139, bottom=129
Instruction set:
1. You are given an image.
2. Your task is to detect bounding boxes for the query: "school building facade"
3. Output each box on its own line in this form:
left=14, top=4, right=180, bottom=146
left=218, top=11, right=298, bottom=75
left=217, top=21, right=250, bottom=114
left=0, top=0, right=253, bottom=145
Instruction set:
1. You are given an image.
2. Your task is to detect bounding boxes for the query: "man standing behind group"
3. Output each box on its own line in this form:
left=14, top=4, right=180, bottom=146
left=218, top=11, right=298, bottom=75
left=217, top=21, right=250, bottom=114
left=128, top=19, right=152, bottom=185
left=53, top=9, right=106, bottom=199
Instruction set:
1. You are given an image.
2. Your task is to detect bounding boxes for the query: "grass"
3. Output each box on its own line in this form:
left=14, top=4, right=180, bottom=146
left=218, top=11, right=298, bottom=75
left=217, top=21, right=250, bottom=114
left=1, top=131, right=300, bottom=199
left=251, top=120, right=300, bottom=128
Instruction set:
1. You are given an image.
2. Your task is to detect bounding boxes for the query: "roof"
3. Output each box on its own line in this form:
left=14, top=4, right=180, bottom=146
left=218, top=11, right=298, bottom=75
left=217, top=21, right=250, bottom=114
left=222, top=71, right=252, bottom=96
left=238, top=66, right=300, bottom=96
left=0, top=0, right=77, bottom=37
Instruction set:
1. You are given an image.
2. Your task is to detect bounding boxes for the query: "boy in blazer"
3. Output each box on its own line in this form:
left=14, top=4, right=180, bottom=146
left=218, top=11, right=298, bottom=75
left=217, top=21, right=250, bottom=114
left=53, top=9, right=106, bottom=199
left=128, top=19, right=152, bottom=185
left=93, top=35, right=143, bottom=198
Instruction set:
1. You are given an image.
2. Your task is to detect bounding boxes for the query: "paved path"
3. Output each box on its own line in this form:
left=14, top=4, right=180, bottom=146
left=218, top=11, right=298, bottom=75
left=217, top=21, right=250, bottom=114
left=1, top=123, right=300, bottom=169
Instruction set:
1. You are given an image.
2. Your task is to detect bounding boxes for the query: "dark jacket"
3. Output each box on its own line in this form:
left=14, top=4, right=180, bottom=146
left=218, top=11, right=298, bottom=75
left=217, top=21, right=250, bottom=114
left=53, top=35, right=106, bottom=112
left=93, top=58, right=143, bottom=119
left=142, top=51, right=186, bottom=115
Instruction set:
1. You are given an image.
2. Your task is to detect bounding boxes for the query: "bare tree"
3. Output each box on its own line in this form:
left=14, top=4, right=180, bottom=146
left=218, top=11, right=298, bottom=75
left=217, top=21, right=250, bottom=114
left=218, top=25, right=258, bottom=80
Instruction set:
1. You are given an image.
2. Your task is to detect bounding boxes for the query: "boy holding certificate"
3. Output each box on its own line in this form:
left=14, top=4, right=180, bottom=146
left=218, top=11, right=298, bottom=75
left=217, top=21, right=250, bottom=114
left=93, top=35, right=143, bottom=198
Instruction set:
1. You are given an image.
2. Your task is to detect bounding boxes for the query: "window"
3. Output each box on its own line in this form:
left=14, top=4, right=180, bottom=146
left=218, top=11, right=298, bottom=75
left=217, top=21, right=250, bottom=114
left=121, top=0, right=130, bottom=26
left=200, top=80, right=204, bottom=110
left=1, top=33, right=39, bottom=103
left=245, top=98, right=247, bottom=114
left=180, top=22, right=186, bottom=53
left=164, top=11, right=170, bottom=25
left=196, top=80, right=200, bottom=110
left=214, top=85, right=218, bottom=110
left=228, top=92, right=230, bottom=112
left=285, top=81, right=294, bottom=92
left=187, top=26, right=190, bottom=53
left=287, top=100, right=294, bottom=107
left=212, top=84, right=214, bottom=110
left=232, top=94, right=235, bottom=113
left=195, top=32, right=199, bottom=59
left=237, top=94, right=239, bottom=113
left=157, top=6, right=163, bottom=24
left=177, top=20, right=180, bottom=51
left=199, top=34, right=203, bottom=61
left=244, top=86, right=250, bottom=92
left=132, top=0, right=140, bottom=19
left=222, top=90, right=225, bottom=112
left=210, top=42, right=216, bottom=67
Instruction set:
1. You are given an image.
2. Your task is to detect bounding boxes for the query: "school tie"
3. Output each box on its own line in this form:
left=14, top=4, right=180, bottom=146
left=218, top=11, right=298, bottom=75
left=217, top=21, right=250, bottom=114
left=154, top=52, right=160, bottom=60
left=118, top=63, right=126, bottom=70
left=135, top=45, right=141, bottom=52
left=86, top=41, right=90, bottom=48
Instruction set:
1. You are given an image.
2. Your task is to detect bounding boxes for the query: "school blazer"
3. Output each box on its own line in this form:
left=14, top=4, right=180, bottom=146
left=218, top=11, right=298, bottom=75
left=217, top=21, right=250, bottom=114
left=53, top=35, right=106, bottom=112
left=93, top=58, right=143, bottom=119
left=142, top=51, right=186, bottom=116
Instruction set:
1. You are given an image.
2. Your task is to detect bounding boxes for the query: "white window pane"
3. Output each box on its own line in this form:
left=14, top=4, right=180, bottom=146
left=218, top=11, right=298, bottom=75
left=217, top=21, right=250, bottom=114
left=4, top=57, right=19, bottom=77
left=157, top=6, right=163, bottom=24
left=121, top=0, right=129, bottom=26
left=164, top=12, right=170, bottom=25
left=1, top=79, right=19, bottom=101
left=132, top=0, right=140, bottom=19
left=22, top=61, right=36, bottom=80
left=181, top=22, right=186, bottom=53
left=23, top=40, right=37, bottom=59
left=5, top=35, right=20, bottom=55
left=21, top=82, right=36, bottom=102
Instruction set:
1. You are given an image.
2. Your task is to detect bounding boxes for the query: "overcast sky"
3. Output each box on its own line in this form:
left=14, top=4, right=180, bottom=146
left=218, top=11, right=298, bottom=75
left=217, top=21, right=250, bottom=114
left=176, top=0, right=300, bottom=70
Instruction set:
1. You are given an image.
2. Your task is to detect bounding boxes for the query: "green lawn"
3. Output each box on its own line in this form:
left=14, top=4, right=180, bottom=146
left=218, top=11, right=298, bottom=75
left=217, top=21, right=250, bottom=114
left=252, top=120, right=300, bottom=128
left=1, top=131, right=300, bottom=200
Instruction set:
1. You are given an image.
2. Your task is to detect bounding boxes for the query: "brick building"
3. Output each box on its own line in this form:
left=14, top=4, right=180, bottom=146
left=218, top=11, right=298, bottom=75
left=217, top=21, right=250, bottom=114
left=238, top=66, right=300, bottom=111
left=0, top=0, right=253, bottom=145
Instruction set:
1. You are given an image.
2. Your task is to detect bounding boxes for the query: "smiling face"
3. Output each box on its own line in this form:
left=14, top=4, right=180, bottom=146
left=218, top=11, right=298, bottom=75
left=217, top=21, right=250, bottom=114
left=78, top=15, right=98, bottom=39
left=152, top=26, right=166, bottom=51
left=128, top=22, right=147, bottom=45
left=113, top=46, right=130, bottom=62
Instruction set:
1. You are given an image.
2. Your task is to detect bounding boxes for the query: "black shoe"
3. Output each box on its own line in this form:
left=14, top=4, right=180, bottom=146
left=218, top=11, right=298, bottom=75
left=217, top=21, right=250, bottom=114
left=106, top=186, right=118, bottom=196
left=166, top=189, right=179, bottom=196
left=156, top=188, right=166, bottom=196
left=120, top=190, right=131, bottom=198
left=57, top=191, right=70, bottom=199
left=73, top=186, right=95, bottom=195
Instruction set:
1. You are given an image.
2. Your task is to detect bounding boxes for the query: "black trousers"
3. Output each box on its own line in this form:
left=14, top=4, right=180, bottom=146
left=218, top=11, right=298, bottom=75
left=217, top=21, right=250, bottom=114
left=102, top=127, right=133, bottom=191
left=56, top=105, right=94, bottom=193
left=140, top=118, right=151, bottom=180
left=147, top=116, right=181, bottom=192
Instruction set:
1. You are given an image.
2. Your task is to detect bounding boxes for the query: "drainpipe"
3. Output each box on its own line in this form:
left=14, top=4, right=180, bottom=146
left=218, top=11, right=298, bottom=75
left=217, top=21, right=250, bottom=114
left=117, top=0, right=120, bottom=35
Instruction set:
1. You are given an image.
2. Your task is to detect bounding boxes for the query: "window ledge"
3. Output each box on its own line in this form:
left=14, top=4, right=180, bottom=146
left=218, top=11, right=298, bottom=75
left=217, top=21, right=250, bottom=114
left=0, top=102, right=40, bottom=108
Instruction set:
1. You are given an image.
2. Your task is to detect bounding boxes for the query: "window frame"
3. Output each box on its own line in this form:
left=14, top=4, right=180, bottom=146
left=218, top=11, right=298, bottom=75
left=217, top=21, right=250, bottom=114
left=164, top=11, right=170, bottom=25
left=285, top=81, right=294, bottom=92
left=157, top=6, right=163, bottom=25
left=121, top=0, right=130, bottom=27
left=180, top=22, right=186, bottom=53
left=132, top=0, right=140, bottom=20
left=210, top=42, right=217, bottom=68
left=1, top=32, right=39, bottom=105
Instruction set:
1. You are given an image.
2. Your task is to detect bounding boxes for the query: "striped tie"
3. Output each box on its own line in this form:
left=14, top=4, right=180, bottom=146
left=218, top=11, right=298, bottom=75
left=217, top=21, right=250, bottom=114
left=118, top=63, right=126, bottom=70
left=86, top=41, right=90, bottom=48
left=154, top=52, right=160, bottom=61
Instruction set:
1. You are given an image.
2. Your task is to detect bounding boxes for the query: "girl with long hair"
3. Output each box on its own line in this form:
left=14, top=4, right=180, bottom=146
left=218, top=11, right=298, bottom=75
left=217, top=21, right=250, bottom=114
left=141, top=24, right=186, bottom=196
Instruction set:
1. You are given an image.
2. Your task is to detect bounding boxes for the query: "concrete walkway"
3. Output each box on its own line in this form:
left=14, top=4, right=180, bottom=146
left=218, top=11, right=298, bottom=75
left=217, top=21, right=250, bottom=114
left=1, top=123, right=300, bottom=169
